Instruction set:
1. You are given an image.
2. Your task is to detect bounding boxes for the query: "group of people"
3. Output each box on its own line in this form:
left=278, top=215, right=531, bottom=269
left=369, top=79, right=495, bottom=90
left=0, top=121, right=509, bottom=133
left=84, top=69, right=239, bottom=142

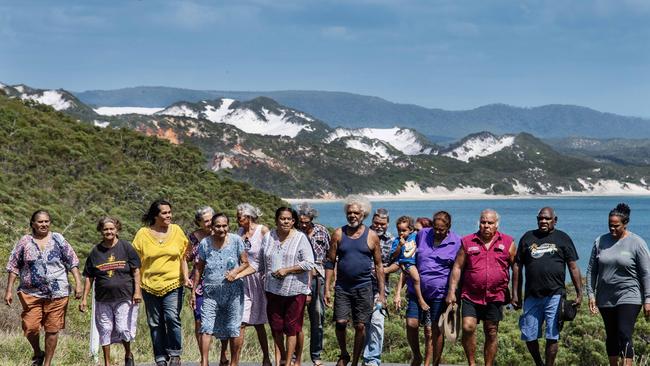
left=4, top=197, right=650, bottom=366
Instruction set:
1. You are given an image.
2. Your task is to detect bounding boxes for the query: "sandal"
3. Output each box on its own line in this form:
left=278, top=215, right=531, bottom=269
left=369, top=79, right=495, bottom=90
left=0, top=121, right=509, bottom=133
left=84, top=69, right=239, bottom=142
left=220, top=359, right=230, bottom=366
left=313, top=361, right=325, bottom=366
left=336, top=353, right=351, bottom=366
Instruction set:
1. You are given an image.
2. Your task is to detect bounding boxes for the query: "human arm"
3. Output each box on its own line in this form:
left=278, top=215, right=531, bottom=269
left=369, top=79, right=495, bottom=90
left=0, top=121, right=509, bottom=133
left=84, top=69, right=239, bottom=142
left=508, top=240, right=518, bottom=308
left=390, top=237, right=404, bottom=263
left=369, top=230, right=386, bottom=306
left=324, top=228, right=341, bottom=308
left=585, top=242, right=599, bottom=314
left=79, top=277, right=94, bottom=312
left=567, top=261, right=582, bottom=307
left=227, top=249, right=256, bottom=282
left=394, top=271, right=405, bottom=310
left=512, top=262, right=522, bottom=310
left=445, top=246, right=466, bottom=305
left=132, top=268, right=142, bottom=304
left=635, top=240, right=650, bottom=317
left=4, top=272, right=17, bottom=306
left=190, top=260, right=205, bottom=310
left=70, top=267, right=82, bottom=299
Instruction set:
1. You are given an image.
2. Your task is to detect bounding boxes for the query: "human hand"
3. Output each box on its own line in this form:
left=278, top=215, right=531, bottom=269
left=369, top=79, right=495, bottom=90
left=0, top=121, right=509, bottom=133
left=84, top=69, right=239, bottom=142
left=79, top=299, right=87, bottom=312
left=225, top=271, right=238, bottom=282
left=4, top=290, right=12, bottom=306
left=510, top=294, right=521, bottom=310
left=189, top=295, right=196, bottom=310
left=306, top=295, right=312, bottom=305
left=74, top=284, right=82, bottom=300
left=378, top=294, right=386, bottom=308
left=272, top=268, right=288, bottom=279
left=394, top=294, right=402, bottom=311
left=446, top=293, right=456, bottom=305
left=132, top=290, right=142, bottom=304
left=573, top=294, right=582, bottom=307
left=184, top=278, right=193, bottom=288
left=644, top=303, right=650, bottom=319
left=324, top=289, right=332, bottom=308
left=588, top=299, right=598, bottom=315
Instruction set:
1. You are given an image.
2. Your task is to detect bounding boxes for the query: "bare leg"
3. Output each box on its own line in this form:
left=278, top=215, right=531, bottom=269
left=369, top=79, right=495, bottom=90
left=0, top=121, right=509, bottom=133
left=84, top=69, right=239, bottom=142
left=526, top=340, right=544, bottom=366
left=43, top=332, right=58, bottom=366
left=544, top=340, right=558, bottom=366
left=294, top=332, right=303, bottom=366
left=423, top=326, right=433, bottom=366
left=230, top=335, right=244, bottom=366
left=430, top=325, right=444, bottom=366
left=483, top=320, right=499, bottom=366
left=101, top=345, right=111, bottom=366
left=407, top=266, right=430, bottom=311
left=285, top=335, right=298, bottom=366
left=406, top=318, right=422, bottom=366
left=608, top=356, right=618, bottom=366
left=220, top=338, right=229, bottom=364
left=351, top=322, right=366, bottom=366
left=200, top=333, right=212, bottom=366
left=254, top=324, right=273, bottom=366
left=335, top=321, right=350, bottom=364
left=194, top=320, right=202, bottom=353
left=26, top=333, right=43, bottom=361
left=272, top=330, right=287, bottom=366
left=384, top=263, right=401, bottom=275
left=123, top=340, right=133, bottom=361
left=461, top=317, right=477, bottom=366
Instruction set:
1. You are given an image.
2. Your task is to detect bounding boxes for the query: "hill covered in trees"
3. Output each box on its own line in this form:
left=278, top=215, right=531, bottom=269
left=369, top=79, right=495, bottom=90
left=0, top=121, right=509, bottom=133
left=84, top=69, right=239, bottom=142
left=0, top=94, right=284, bottom=259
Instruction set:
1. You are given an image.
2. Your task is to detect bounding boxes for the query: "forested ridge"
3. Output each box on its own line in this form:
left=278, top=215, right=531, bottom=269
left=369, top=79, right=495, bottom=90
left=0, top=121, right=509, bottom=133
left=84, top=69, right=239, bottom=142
left=0, top=94, right=284, bottom=259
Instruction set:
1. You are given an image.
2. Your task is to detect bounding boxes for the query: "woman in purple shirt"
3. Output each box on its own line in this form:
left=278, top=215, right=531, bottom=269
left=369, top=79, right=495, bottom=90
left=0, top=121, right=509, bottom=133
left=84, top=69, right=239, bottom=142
left=395, top=211, right=461, bottom=366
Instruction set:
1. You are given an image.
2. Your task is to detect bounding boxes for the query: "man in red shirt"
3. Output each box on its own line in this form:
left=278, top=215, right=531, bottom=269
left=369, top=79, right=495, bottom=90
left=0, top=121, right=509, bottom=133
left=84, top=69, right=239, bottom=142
left=446, top=209, right=516, bottom=366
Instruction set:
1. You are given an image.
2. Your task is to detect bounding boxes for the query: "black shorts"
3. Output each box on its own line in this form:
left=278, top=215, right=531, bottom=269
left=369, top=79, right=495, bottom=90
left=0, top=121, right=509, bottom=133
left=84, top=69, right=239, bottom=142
left=461, top=299, right=504, bottom=322
left=334, top=284, right=374, bottom=324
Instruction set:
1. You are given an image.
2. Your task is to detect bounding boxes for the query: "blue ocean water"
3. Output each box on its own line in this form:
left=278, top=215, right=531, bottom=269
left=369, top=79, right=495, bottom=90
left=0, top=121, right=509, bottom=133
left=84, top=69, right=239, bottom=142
left=307, top=196, right=650, bottom=272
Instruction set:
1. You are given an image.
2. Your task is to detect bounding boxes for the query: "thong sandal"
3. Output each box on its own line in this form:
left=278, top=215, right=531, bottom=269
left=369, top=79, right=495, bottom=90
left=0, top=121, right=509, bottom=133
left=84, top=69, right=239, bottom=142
left=336, top=353, right=350, bottom=366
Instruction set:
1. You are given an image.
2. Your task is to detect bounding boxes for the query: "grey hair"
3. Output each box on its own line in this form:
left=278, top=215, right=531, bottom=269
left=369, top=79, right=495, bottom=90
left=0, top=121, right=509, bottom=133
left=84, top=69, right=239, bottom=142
left=296, top=202, right=319, bottom=219
left=480, top=208, right=500, bottom=226
left=194, top=206, right=215, bottom=225
left=237, top=203, right=262, bottom=221
left=343, top=195, right=372, bottom=219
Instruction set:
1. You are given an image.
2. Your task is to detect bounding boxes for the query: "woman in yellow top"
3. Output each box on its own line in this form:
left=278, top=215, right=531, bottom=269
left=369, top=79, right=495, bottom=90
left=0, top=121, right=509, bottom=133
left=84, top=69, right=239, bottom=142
left=132, top=199, right=190, bottom=366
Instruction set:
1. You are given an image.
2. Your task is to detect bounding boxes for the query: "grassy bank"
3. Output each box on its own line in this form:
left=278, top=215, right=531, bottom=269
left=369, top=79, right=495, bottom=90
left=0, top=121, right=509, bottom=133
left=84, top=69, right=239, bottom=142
left=2, top=280, right=649, bottom=366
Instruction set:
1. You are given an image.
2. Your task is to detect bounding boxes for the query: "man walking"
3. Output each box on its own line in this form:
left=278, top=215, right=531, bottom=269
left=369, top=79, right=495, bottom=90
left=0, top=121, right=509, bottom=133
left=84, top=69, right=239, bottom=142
left=446, top=209, right=516, bottom=366
left=296, top=202, right=331, bottom=366
left=512, top=207, right=582, bottom=366
left=325, top=195, right=386, bottom=366
left=363, top=208, right=393, bottom=366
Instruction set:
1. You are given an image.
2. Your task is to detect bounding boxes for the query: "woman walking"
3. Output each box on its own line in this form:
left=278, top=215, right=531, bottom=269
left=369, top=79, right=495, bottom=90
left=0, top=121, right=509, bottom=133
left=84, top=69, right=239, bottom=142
left=259, top=207, right=315, bottom=366
left=133, top=199, right=190, bottom=366
left=4, top=210, right=82, bottom=366
left=586, top=203, right=650, bottom=366
left=79, top=217, right=141, bottom=366
left=236, top=203, right=273, bottom=366
left=192, top=213, right=256, bottom=366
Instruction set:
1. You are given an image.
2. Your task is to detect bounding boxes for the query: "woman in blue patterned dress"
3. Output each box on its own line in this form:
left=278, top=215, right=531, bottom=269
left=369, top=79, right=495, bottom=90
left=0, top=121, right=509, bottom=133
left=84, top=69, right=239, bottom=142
left=192, top=213, right=256, bottom=366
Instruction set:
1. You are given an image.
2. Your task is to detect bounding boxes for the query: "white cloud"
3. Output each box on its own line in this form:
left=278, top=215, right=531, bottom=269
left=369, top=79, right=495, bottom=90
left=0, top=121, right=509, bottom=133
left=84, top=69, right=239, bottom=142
left=156, top=1, right=261, bottom=31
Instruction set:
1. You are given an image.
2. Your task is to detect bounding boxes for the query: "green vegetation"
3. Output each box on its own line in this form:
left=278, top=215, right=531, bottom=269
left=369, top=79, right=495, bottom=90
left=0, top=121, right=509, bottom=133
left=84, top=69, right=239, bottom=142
left=0, top=94, right=284, bottom=259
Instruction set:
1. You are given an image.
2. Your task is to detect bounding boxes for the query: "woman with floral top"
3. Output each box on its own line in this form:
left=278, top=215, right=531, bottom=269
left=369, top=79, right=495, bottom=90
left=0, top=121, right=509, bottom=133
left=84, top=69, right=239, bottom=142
left=4, top=210, right=82, bottom=366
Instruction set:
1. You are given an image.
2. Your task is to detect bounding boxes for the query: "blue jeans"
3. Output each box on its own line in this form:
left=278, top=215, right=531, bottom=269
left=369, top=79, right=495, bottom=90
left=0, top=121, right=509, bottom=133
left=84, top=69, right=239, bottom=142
left=143, top=287, right=184, bottom=363
left=363, top=292, right=385, bottom=366
left=307, top=276, right=325, bottom=362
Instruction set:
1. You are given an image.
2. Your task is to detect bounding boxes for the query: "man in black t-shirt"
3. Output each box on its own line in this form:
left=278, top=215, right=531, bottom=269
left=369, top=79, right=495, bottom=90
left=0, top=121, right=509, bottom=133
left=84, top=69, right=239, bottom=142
left=512, top=207, right=582, bottom=366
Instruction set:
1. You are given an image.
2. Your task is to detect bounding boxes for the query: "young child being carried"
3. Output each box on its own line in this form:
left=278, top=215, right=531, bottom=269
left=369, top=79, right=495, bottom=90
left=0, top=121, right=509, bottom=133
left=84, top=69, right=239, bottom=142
left=384, top=216, right=430, bottom=311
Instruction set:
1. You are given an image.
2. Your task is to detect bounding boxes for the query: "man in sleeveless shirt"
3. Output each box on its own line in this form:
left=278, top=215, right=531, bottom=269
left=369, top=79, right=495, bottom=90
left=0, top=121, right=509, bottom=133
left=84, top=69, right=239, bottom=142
left=512, top=207, right=582, bottom=366
left=446, top=209, right=516, bottom=366
left=325, top=195, right=386, bottom=366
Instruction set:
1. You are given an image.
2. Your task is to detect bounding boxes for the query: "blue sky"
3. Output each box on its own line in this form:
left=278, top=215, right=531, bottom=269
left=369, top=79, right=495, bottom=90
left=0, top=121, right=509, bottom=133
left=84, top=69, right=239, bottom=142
left=1, top=0, right=649, bottom=116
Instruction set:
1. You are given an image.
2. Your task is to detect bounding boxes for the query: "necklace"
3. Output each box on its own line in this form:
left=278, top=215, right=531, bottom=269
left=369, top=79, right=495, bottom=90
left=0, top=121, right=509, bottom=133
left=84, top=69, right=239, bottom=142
left=149, top=227, right=169, bottom=244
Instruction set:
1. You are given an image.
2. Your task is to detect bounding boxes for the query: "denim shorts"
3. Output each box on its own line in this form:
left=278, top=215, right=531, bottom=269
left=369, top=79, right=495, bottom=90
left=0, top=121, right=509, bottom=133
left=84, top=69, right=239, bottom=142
left=519, top=294, right=561, bottom=341
left=405, top=294, right=446, bottom=327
